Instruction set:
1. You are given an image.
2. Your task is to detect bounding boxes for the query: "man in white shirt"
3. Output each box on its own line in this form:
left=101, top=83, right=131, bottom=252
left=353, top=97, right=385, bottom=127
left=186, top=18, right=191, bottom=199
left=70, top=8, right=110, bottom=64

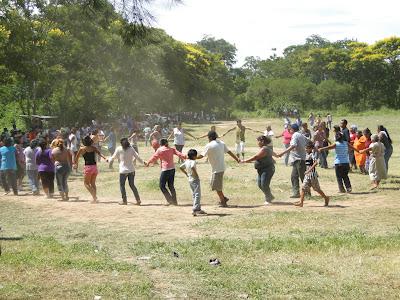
left=197, top=131, right=240, bottom=207
left=277, top=124, right=307, bottom=198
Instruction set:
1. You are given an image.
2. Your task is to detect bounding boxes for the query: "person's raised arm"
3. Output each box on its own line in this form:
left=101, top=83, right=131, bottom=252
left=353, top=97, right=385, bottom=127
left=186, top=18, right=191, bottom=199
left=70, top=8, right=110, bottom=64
left=221, top=127, right=235, bottom=137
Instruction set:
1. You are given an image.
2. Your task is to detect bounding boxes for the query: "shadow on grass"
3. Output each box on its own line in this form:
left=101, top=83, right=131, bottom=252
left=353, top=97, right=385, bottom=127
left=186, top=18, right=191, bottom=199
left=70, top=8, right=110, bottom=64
left=379, top=187, right=400, bottom=191
left=307, top=204, right=348, bottom=208
left=0, top=237, right=23, bottom=241
left=271, top=201, right=296, bottom=206
left=195, top=213, right=231, bottom=217
left=349, top=191, right=378, bottom=195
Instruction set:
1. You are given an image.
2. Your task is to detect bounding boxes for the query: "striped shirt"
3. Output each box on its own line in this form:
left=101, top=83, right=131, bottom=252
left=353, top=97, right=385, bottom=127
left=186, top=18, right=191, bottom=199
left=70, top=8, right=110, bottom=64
left=305, top=152, right=318, bottom=179
left=334, top=142, right=349, bottom=164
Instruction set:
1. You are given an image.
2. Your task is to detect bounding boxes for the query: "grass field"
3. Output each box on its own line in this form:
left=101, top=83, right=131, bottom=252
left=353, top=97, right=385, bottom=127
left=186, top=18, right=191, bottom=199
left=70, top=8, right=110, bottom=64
left=1, top=115, right=399, bottom=299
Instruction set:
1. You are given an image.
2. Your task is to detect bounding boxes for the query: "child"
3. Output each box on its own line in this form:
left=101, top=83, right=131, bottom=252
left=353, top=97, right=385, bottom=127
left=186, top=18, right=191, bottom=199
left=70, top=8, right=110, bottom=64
left=180, top=149, right=206, bottom=216
left=295, top=141, right=329, bottom=207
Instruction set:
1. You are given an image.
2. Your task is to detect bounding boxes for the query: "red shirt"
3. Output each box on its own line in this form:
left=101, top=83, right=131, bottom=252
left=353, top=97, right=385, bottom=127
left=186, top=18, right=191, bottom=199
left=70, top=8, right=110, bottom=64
left=282, top=129, right=292, bottom=145
left=148, top=146, right=186, bottom=171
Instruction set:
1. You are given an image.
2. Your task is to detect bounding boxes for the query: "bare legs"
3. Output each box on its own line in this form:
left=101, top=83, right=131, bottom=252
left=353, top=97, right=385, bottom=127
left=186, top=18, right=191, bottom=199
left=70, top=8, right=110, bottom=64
left=84, top=174, right=98, bottom=203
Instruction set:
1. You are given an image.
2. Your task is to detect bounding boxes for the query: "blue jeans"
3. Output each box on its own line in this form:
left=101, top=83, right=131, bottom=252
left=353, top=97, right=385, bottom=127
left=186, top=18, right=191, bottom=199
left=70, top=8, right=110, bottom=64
left=257, top=165, right=275, bottom=202
left=55, top=164, right=70, bottom=193
left=120, top=172, right=140, bottom=201
left=283, top=144, right=290, bottom=166
left=189, top=179, right=201, bottom=211
left=26, top=169, right=39, bottom=193
left=160, top=169, right=177, bottom=204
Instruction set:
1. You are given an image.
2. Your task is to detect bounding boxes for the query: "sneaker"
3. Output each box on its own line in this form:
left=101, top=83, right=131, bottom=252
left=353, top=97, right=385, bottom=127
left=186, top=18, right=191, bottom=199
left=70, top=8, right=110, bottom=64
left=346, top=188, right=352, bottom=193
left=119, top=201, right=127, bottom=205
left=135, top=200, right=141, bottom=205
left=264, top=201, right=271, bottom=206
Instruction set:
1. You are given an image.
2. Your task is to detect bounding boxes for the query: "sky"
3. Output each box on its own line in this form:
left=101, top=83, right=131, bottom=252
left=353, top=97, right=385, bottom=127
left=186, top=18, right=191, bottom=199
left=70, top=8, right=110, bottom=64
left=149, top=0, right=400, bottom=66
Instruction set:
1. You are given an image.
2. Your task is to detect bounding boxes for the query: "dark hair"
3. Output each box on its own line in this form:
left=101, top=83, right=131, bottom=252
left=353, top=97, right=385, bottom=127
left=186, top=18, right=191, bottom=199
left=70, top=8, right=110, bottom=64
left=306, top=141, right=315, bottom=148
left=256, top=135, right=271, bottom=146
left=4, top=137, right=13, bottom=147
left=333, top=125, right=341, bottom=133
left=120, top=137, right=130, bottom=150
left=335, top=132, right=344, bottom=143
left=39, top=138, right=47, bottom=151
left=378, top=125, right=392, bottom=144
left=208, top=131, right=218, bottom=141
left=160, top=138, right=168, bottom=146
left=341, top=119, right=348, bottom=126
left=187, top=149, right=197, bottom=160
left=363, top=128, right=371, bottom=137
left=357, top=130, right=363, bottom=136
left=30, top=139, right=39, bottom=149
left=82, top=135, right=93, bottom=146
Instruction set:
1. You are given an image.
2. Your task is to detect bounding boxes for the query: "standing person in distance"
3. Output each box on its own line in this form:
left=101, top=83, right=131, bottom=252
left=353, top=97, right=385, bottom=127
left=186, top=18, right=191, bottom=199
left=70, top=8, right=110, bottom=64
left=377, top=125, right=393, bottom=172
left=0, top=137, right=18, bottom=195
left=52, top=139, right=72, bottom=201
left=168, top=122, right=196, bottom=163
left=23, top=139, right=40, bottom=195
left=275, top=126, right=292, bottom=166
left=359, top=134, right=387, bottom=190
left=221, top=120, right=257, bottom=160
left=35, top=139, right=55, bottom=198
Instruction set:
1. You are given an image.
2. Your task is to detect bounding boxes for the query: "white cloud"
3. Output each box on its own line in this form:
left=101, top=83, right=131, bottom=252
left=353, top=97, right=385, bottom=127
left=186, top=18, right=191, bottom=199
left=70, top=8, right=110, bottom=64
left=149, top=0, right=400, bottom=65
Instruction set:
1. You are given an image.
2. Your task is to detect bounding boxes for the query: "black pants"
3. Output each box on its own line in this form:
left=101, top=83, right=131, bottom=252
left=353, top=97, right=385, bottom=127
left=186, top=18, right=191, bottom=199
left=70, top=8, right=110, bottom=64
left=335, top=164, right=351, bottom=192
left=159, top=169, right=177, bottom=204
left=39, top=171, right=55, bottom=194
left=119, top=172, right=140, bottom=201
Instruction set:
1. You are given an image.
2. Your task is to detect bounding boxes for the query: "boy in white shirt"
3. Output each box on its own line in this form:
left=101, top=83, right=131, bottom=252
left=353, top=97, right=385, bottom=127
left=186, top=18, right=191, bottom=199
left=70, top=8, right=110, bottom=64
left=180, top=149, right=206, bottom=216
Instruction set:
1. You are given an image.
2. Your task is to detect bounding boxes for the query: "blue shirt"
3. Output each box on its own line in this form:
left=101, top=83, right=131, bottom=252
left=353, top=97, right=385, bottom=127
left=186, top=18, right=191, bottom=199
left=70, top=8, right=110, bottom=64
left=0, top=146, right=17, bottom=170
left=334, top=142, right=349, bottom=164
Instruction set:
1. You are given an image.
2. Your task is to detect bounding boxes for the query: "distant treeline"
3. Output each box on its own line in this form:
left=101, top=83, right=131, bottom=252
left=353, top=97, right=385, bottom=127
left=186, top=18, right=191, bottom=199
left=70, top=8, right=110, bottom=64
left=1, top=0, right=399, bottom=128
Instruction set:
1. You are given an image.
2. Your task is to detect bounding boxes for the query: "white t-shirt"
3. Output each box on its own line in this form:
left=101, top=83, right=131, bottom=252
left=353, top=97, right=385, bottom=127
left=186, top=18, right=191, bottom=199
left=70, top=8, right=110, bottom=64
left=110, top=146, right=143, bottom=174
left=202, top=140, right=229, bottom=173
left=173, top=128, right=185, bottom=145
left=69, top=133, right=78, bottom=152
left=264, top=130, right=274, bottom=147
left=180, top=160, right=198, bottom=182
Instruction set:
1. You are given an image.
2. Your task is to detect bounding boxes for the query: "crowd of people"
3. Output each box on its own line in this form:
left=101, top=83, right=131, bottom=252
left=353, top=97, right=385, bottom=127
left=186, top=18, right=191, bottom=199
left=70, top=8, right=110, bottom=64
left=0, top=114, right=394, bottom=215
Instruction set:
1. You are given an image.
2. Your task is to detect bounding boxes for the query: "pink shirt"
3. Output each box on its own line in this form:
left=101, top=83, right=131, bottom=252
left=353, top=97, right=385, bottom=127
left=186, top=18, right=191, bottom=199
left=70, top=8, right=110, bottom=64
left=148, top=146, right=186, bottom=171
left=282, top=130, right=292, bottom=145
